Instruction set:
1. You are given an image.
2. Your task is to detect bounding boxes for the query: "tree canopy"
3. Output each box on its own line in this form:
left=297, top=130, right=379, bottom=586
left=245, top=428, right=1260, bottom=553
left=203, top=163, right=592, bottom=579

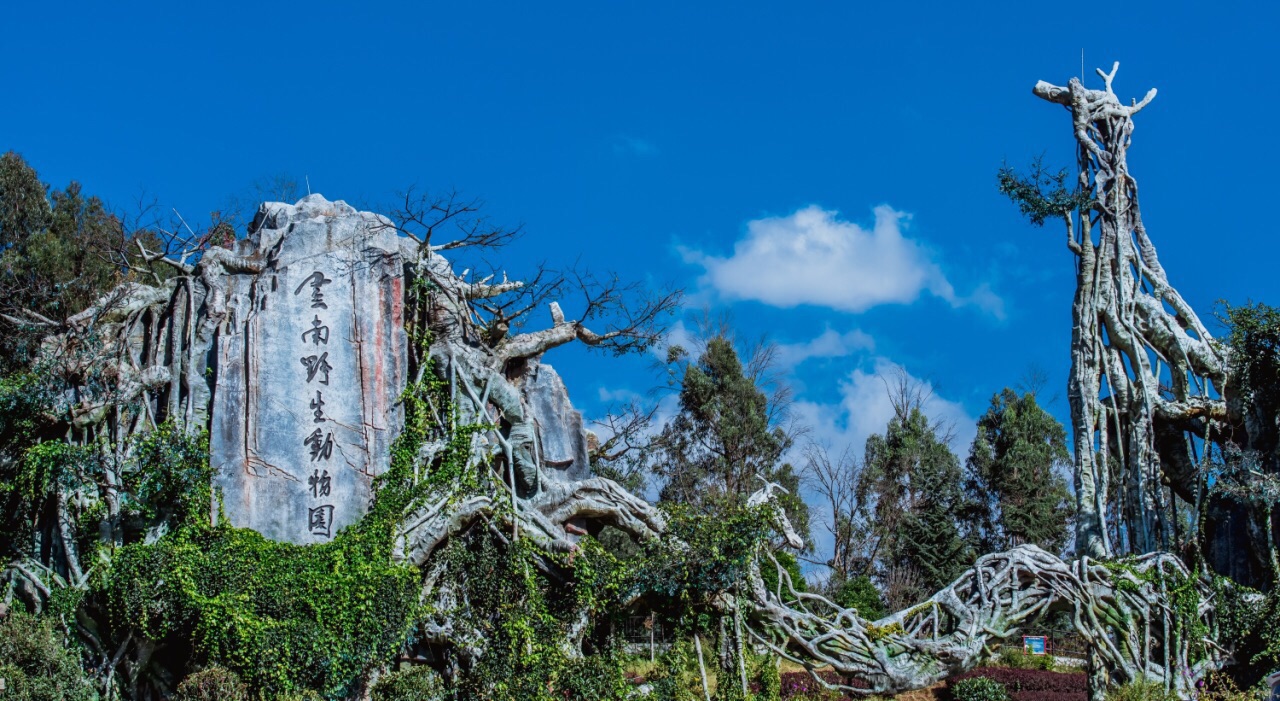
left=964, top=388, right=1074, bottom=555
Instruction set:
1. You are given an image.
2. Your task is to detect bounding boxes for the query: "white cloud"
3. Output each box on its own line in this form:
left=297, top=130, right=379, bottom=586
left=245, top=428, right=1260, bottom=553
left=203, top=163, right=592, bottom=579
left=597, top=386, right=643, bottom=404
left=773, top=328, right=875, bottom=371
left=655, top=319, right=697, bottom=360
left=788, top=358, right=976, bottom=578
left=792, top=357, right=976, bottom=463
left=683, top=205, right=1003, bottom=317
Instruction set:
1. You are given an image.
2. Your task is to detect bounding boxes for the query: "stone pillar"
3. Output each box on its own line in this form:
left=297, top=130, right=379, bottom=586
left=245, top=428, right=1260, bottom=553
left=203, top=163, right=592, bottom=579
left=210, top=195, right=406, bottom=544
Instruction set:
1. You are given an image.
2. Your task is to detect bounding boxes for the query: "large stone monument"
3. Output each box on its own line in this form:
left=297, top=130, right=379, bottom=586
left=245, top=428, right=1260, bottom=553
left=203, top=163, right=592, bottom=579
left=209, top=195, right=406, bottom=543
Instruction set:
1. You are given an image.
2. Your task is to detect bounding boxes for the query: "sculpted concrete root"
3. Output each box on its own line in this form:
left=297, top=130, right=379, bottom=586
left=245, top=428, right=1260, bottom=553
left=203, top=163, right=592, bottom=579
left=737, top=542, right=1218, bottom=698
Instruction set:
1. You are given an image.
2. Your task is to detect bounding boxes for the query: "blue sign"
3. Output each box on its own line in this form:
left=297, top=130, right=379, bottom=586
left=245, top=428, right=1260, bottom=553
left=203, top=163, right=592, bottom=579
left=1023, top=636, right=1047, bottom=655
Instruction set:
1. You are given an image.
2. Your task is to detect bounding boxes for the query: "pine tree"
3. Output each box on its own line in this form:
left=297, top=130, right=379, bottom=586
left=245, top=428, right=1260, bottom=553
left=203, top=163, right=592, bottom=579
left=653, top=334, right=809, bottom=545
left=858, top=386, right=971, bottom=608
left=964, top=389, right=1073, bottom=555
left=0, top=152, right=172, bottom=372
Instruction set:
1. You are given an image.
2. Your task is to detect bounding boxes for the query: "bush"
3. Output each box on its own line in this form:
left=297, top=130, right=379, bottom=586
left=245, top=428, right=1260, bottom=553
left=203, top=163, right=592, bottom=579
left=952, top=676, right=1010, bottom=701
left=997, top=647, right=1055, bottom=670
left=173, top=666, right=248, bottom=701
left=754, top=656, right=781, bottom=701
left=831, top=575, right=885, bottom=621
left=1103, top=680, right=1180, bottom=701
left=948, top=667, right=1086, bottom=701
left=557, top=654, right=629, bottom=701
left=1198, top=671, right=1270, bottom=701
left=370, top=665, right=446, bottom=701
left=0, top=611, right=96, bottom=701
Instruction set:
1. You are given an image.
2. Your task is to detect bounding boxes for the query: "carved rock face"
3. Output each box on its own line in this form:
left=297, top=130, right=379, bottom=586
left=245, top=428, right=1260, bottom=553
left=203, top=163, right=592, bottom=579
left=210, top=195, right=406, bottom=544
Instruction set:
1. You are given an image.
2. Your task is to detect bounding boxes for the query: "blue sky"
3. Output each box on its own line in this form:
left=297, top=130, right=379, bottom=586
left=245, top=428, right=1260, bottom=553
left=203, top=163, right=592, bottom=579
left=4, top=1, right=1278, bottom=570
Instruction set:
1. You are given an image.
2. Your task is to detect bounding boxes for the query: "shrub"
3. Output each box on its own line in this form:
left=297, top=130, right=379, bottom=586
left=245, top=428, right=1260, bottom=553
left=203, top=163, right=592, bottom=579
left=952, top=676, right=1010, bottom=701
left=173, top=666, right=248, bottom=701
left=1103, top=680, right=1180, bottom=701
left=0, top=611, right=96, bottom=701
left=831, top=575, right=885, bottom=621
left=370, top=665, right=446, bottom=701
left=1198, top=671, right=1270, bottom=701
left=948, top=667, right=1086, bottom=701
left=557, top=654, right=630, bottom=701
left=754, top=656, right=781, bottom=701
left=997, top=647, right=1055, bottom=671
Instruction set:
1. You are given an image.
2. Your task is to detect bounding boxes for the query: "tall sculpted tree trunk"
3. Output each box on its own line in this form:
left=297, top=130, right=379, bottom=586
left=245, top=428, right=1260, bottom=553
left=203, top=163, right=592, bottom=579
left=1030, top=64, right=1227, bottom=559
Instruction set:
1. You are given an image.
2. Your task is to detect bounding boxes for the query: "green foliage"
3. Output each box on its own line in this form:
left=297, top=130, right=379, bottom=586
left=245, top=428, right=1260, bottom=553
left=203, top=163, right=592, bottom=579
left=0, top=151, right=52, bottom=248
left=951, top=676, right=1010, bottom=701
left=996, top=157, right=1091, bottom=228
left=0, top=611, right=97, bottom=701
left=632, top=503, right=768, bottom=605
left=430, top=529, right=631, bottom=701
left=644, top=639, right=703, bottom=701
left=1216, top=582, right=1280, bottom=692
left=1221, top=302, right=1280, bottom=439
left=997, top=647, right=1055, bottom=671
left=654, top=335, right=809, bottom=543
left=173, top=666, right=249, bottom=701
left=556, top=654, right=631, bottom=701
left=1101, top=556, right=1213, bottom=669
left=860, top=401, right=972, bottom=605
left=964, top=388, right=1073, bottom=555
left=830, top=575, right=885, bottom=620
left=370, top=666, right=446, bottom=701
left=754, top=655, right=781, bottom=701
left=1198, top=671, right=1272, bottom=701
left=125, top=423, right=214, bottom=529
left=93, top=378, right=458, bottom=699
left=101, top=519, right=420, bottom=698
left=0, top=152, right=171, bottom=372
left=758, top=550, right=807, bottom=601
left=1103, top=680, right=1181, bottom=701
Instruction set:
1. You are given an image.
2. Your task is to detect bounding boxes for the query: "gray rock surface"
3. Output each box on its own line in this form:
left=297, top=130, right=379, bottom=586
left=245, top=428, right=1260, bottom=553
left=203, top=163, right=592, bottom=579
left=521, top=359, right=591, bottom=484
left=209, top=195, right=406, bottom=543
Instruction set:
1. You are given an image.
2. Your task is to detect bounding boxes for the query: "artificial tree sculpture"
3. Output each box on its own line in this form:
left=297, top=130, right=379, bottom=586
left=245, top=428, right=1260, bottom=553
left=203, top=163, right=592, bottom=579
left=1029, top=64, right=1226, bottom=562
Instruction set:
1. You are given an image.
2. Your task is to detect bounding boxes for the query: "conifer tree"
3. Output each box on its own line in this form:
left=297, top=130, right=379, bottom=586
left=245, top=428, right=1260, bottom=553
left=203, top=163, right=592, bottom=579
left=964, top=389, right=1074, bottom=555
left=653, top=334, right=810, bottom=545
left=857, top=378, right=971, bottom=608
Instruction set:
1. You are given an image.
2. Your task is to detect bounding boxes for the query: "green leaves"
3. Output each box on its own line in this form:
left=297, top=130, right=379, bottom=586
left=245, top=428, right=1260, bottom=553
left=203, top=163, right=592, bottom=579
left=964, top=389, right=1073, bottom=554
left=0, top=611, right=97, bottom=701
left=996, top=157, right=1091, bottom=228
left=103, top=523, right=420, bottom=698
left=861, top=403, right=970, bottom=603
left=654, top=335, right=809, bottom=549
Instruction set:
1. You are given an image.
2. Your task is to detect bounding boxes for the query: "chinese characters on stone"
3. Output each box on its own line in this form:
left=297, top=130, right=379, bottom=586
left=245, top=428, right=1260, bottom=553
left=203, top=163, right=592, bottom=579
left=297, top=270, right=337, bottom=538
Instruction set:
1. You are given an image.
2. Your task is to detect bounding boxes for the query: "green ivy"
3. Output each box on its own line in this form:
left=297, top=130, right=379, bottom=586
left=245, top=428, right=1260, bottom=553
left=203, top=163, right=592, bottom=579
left=93, top=374, right=461, bottom=699
left=1100, top=557, right=1210, bottom=663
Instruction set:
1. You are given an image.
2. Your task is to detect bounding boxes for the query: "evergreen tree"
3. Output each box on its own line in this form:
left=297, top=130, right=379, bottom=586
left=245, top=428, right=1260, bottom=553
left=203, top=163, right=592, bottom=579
left=964, top=389, right=1073, bottom=555
left=0, top=151, right=52, bottom=249
left=830, top=574, right=885, bottom=620
left=652, top=334, right=810, bottom=546
left=0, top=152, right=170, bottom=372
left=857, top=378, right=971, bottom=608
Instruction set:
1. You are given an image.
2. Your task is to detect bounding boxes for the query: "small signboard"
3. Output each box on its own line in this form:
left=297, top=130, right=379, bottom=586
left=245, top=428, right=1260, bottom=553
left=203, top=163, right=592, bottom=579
left=1023, top=635, right=1048, bottom=656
